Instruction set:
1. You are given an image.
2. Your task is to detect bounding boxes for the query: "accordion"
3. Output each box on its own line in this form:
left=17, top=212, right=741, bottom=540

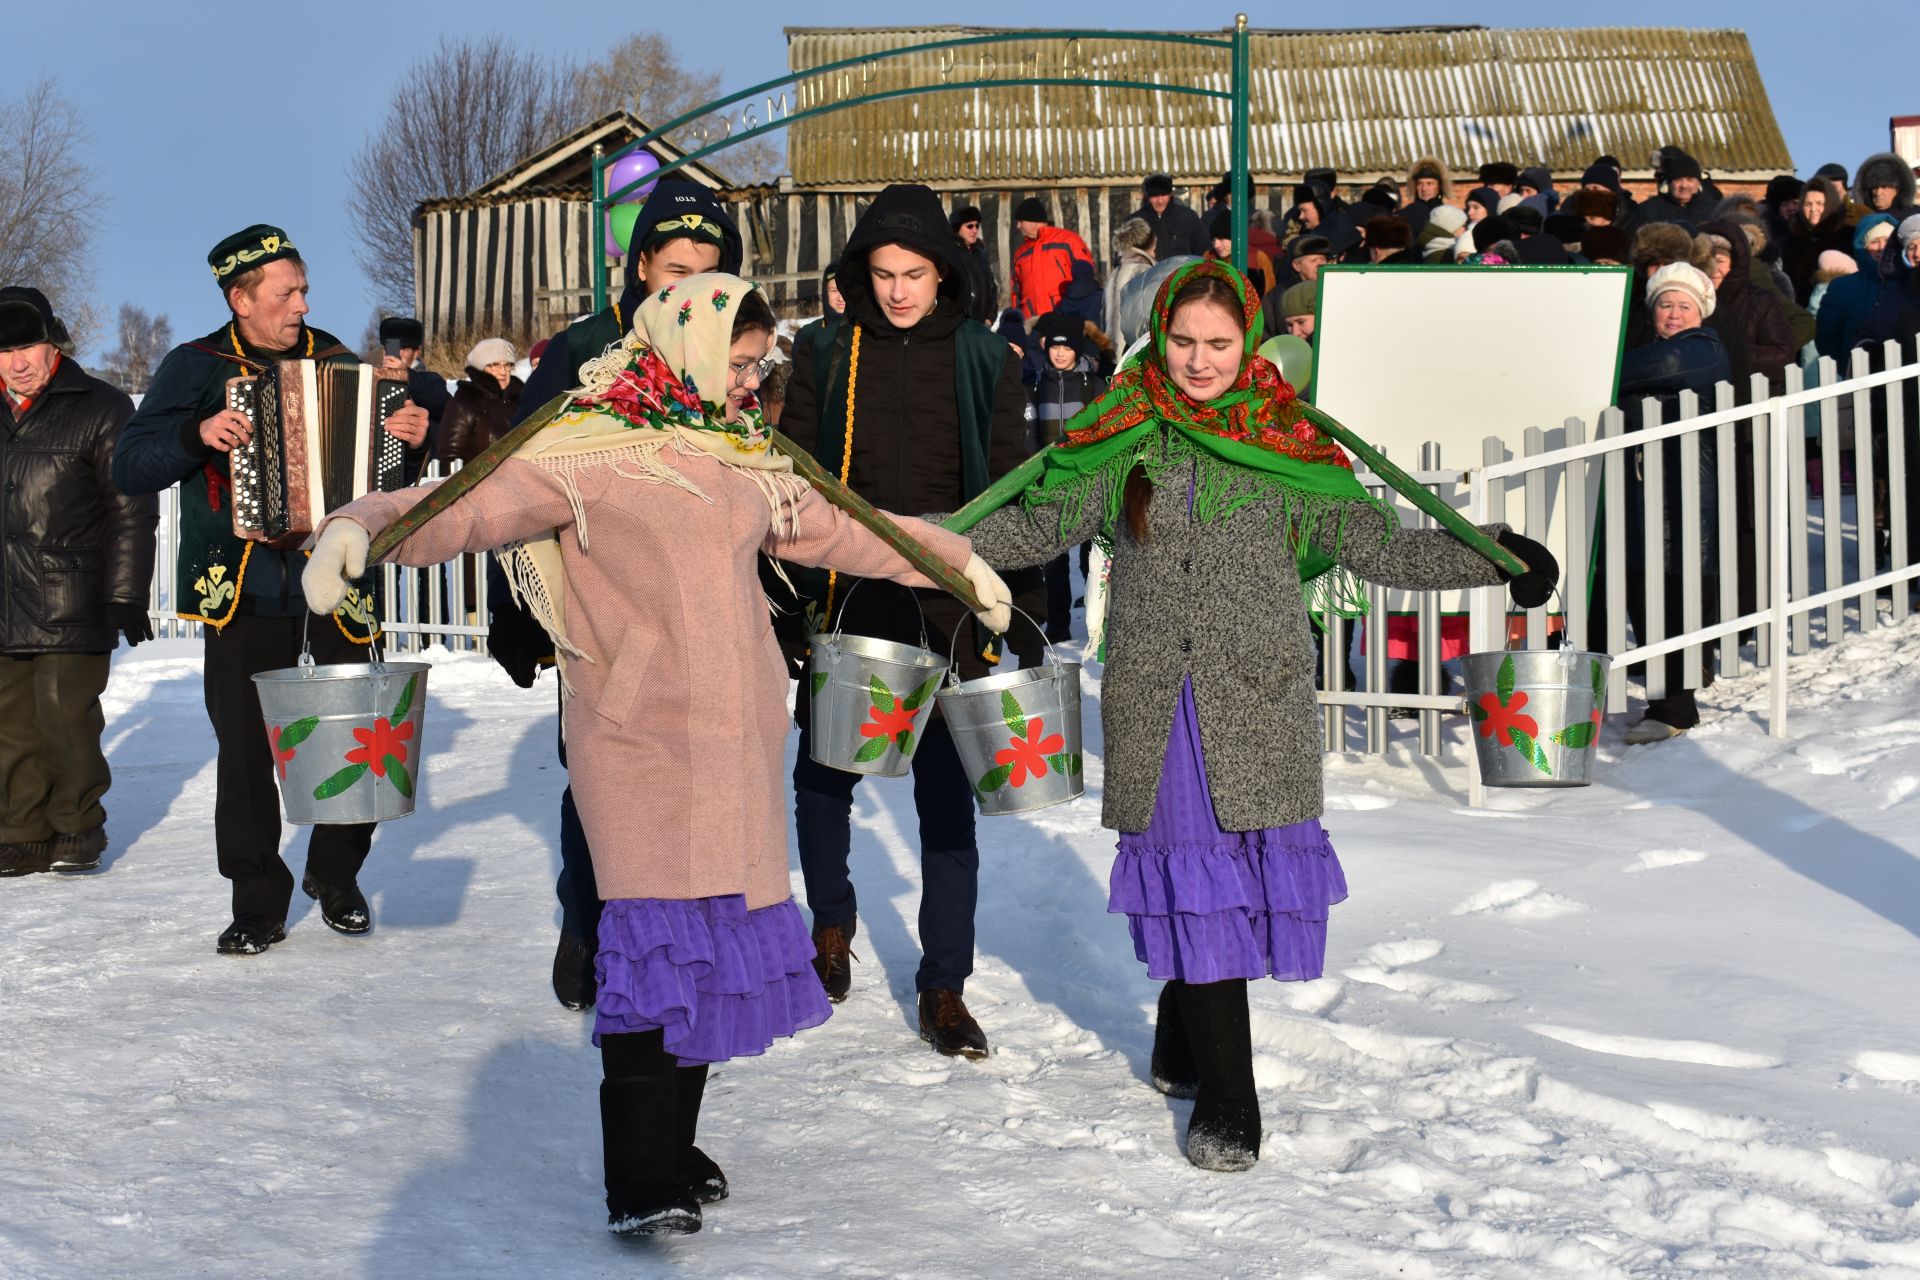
left=225, top=360, right=412, bottom=548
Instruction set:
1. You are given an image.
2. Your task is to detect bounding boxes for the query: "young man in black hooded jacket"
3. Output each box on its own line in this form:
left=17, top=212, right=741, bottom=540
left=779, top=183, right=1032, bottom=1059
left=501, top=178, right=746, bottom=1011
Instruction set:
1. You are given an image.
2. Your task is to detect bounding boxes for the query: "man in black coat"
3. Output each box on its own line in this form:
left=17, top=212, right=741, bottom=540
left=949, top=203, right=1000, bottom=324
left=375, top=316, right=451, bottom=453
left=1627, top=146, right=1725, bottom=232
left=0, top=288, right=157, bottom=876
left=780, top=183, right=1032, bottom=1059
left=112, top=226, right=431, bottom=954
left=1133, top=173, right=1210, bottom=261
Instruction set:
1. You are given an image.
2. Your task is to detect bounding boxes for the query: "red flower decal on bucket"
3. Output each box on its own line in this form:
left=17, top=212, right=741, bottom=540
left=345, top=717, right=413, bottom=777
left=995, top=717, right=1065, bottom=788
left=861, top=701, right=918, bottom=742
left=1475, top=690, right=1537, bottom=747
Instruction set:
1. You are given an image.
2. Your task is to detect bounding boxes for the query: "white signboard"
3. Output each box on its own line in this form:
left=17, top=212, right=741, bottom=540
left=1310, top=264, right=1632, bottom=615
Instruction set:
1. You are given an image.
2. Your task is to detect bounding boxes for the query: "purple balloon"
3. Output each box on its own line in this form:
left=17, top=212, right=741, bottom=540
left=607, top=152, right=660, bottom=204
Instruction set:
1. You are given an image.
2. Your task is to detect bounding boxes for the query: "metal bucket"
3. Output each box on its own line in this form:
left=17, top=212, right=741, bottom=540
left=807, top=632, right=949, bottom=777
left=1462, top=648, right=1611, bottom=788
left=254, top=657, right=431, bottom=823
left=934, top=610, right=1084, bottom=816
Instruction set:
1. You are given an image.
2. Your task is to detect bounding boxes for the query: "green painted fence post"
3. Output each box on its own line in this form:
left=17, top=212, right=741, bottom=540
left=1231, top=13, right=1250, bottom=273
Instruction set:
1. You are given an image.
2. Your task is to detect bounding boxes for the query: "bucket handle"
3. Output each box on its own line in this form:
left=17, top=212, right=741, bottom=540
left=939, top=604, right=1060, bottom=689
left=1503, top=585, right=1569, bottom=653
left=298, top=602, right=388, bottom=678
left=822, top=575, right=932, bottom=654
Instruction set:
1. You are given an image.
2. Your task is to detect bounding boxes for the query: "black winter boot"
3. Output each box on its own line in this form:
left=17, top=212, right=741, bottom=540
left=1150, top=980, right=1199, bottom=1099
left=675, top=1063, right=727, bottom=1203
left=600, top=1032, right=700, bottom=1236
left=1175, top=978, right=1261, bottom=1172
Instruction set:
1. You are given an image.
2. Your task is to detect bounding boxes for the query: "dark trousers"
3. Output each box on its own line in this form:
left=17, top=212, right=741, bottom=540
left=1587, top=564, right=1719, bottom=730
left=1043, top=554, right=1073, bottom=641
left=203, top=613, right=375, bottom=921
left=792, top=713, right=978, bottom=993
left=556, top=694, right=601, bottom=947
left=0, top=651, right=111, bottom=842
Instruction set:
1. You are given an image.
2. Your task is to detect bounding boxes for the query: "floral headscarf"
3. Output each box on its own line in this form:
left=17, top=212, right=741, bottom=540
left=1005, top=260, right=1391, bottom=617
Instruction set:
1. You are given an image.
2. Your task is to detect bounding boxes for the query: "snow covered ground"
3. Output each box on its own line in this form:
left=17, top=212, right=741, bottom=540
left=5, top=618, right=1920, bottom=1279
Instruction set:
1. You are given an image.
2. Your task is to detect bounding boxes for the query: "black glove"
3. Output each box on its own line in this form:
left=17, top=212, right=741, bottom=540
left=1496, top=531, right=1559, bottom=610
left=106, top=603, right=153, bottom=648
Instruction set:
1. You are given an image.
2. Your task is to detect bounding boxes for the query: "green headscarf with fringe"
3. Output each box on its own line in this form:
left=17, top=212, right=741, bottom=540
left=1015, top=259, right=1391, bottom=617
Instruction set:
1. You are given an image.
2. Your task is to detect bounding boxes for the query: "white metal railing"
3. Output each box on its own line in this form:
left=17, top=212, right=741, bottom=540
left=146, top=459, right=491, bottom=654
left=145, top=345, right=1919, bottom=781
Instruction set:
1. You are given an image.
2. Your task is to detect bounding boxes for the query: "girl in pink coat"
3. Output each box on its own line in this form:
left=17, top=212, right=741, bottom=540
left=305, top=275, right=1009, bottom=1237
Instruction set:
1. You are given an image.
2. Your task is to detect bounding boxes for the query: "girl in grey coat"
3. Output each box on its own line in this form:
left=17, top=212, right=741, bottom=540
left=951, top=261, right=1555, bottom=1173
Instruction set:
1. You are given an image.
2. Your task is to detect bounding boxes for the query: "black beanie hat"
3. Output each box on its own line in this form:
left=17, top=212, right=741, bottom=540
left=1507, top=206, right=1544, bottom=236
left=1205, top=206, right=1233, bottom=240
left=1013, top=196, right=1050, bottom=223
left=1765, top=175, right=1805, bottom=206
left=1811, top=162, right=1850, bottom=186
left=378, top=316, right=426, bottom=347
left=949, top=204, right=983, bottom=228
left=1580, top=161, right=1623, bottom=193
left=1142, top=173, right=1175, bottom=198
left=1543, top=213, right=1583, bottom=244
left=1034, top=310, right=1084, bottom=350
left=1473, top=215, right=1520, bottom=252
left=1658, top=146, right=1704, bottom=182
left=0, top=286, right=67, bottom=350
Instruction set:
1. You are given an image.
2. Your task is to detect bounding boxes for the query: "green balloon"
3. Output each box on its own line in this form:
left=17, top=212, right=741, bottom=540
left=1258, top=335, right=1314, bottom=390
left=606, top=203, right=642, bottom=258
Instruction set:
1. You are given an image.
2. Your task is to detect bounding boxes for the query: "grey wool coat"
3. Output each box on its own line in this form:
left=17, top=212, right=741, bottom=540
left=959, top=455, right=1508, bottom=834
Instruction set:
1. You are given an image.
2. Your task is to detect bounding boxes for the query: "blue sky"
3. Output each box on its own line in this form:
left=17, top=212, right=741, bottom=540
left=14, top=1, right=1912, bottom=359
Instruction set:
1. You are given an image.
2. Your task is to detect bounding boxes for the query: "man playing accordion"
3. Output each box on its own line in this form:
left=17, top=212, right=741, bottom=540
left=112, top=225, right=430, bottom=955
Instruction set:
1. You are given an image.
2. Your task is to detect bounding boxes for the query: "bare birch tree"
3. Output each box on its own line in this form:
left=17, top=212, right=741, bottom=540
left=98, top=305, right=174, bottom=394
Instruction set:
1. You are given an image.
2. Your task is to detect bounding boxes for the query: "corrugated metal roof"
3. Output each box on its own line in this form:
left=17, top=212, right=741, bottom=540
left=784, top=26, right=1792, bottom=185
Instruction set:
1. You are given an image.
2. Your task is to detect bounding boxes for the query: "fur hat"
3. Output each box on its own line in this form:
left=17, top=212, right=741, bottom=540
left=465, top=337, right=515, bottom=370
left=378, top=316, right=425, bottom=347
left=1563, top=189, right=1617, bottom=222
left=1646, top=262, right=1716, bottom=318
left=1359, top=185, right=1400, bottom=214
left=1013, top=197, right=1050, bottom=224
left=0, top=286, right=66, bottom=351
left=1279, top=281, right=1316, bottom=318
left=1425, top=204, right=1468, bottom=236
left=1765, top=175, right=1805, bottom=207
left=1113, top=217, right=1153, bottom=253
left=1142, top=173, right=1175, bottom=197
left=1545, top=215, right=1582, bottom=244
left=1409, top=158, right=1446, bottom=184
left=1631, top=222, right=1702, bottom=273
left=1478, top=161, right=1520, bottom=188
left=1363, top=215, right=1412, bottom=251
left=1288, top=234, right=1333, bottom=260
left=1854, top=153, right=1919, bottom=211
left=948, top=204, right=982, bottom=228
left=1581, top=226, right=1630, bottom=264
left=1816, top=249, right=1857, bottom=276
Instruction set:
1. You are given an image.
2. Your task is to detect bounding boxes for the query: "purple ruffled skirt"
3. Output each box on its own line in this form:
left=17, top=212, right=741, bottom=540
left=1109, top=678, right=1349, bottom=984
left=593, top=894, right=832, bottom=1066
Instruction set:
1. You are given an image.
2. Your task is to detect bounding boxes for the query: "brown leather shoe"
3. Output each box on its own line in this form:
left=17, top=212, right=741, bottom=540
left=918, top=989, right=989, bottom=1060
left=811, top=919, right=857, bottom=1003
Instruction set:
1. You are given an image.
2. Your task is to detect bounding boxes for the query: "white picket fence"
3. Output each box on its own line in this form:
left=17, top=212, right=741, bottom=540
left=147, top=343, right=1920, bottom=778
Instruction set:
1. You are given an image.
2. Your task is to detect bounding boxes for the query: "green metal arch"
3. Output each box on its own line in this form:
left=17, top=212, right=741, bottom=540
left=593, top=18, right=1251, bottom=311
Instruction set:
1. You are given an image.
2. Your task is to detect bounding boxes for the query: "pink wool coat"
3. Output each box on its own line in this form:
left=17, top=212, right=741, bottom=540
left=330, top=450, right=972, bottom=908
